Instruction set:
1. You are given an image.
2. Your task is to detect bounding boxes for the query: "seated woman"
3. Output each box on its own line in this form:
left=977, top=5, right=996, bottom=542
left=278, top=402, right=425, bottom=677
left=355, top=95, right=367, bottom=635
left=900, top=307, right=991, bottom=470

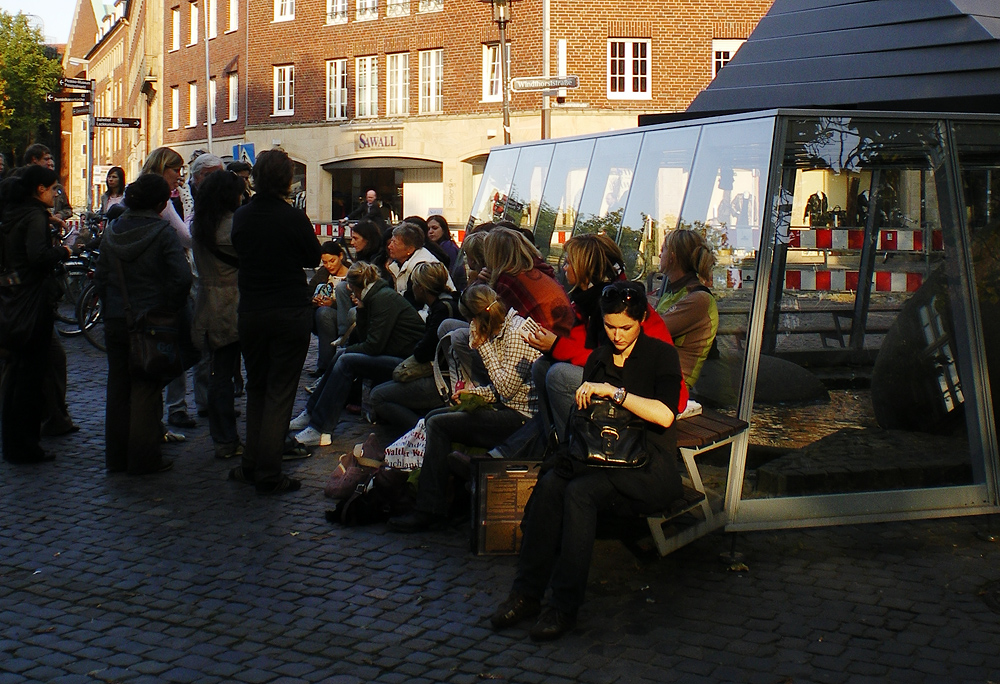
left=490, top=280, right=683, bottom=641
left=388, top=284, right=541, bottom=532
left=289, top=262, right=425, bottom=446
left=655, top=229, right=718, bottom=391
left=309, top=240, right=350, bottom=376
left=426, top=214, right=467, bottom=292
left=369, top=262, right=462, bottom=437
left=334, top=220, right=386, bottom=338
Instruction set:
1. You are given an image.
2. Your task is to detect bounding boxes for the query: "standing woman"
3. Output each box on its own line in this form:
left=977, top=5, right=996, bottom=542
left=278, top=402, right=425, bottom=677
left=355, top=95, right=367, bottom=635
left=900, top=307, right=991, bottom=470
left=230, top=149, right=321, bottom=494
left=140, top=147, right=190, bottom=249
left=0, top=166, right=72, bottom=463
left=491, top=281, right=683, bottom=641
left=426, top=214, right=467, bottom=292
left=190, top=170, right=245, bottom=459
left=99, top=166, right=126, bottom=215
left=95, top=174, right=193, bottom=474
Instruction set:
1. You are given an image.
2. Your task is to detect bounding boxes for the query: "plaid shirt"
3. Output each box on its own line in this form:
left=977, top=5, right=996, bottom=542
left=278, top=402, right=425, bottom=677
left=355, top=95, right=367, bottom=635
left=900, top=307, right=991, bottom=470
left=466, top=310, right=541, bottom=418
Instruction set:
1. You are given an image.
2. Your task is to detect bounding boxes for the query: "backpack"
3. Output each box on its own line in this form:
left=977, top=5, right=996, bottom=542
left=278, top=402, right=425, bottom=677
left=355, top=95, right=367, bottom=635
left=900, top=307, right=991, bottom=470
left=325, top=467, right=417, bottom=526
left=432, top=329, right=472, bottom=404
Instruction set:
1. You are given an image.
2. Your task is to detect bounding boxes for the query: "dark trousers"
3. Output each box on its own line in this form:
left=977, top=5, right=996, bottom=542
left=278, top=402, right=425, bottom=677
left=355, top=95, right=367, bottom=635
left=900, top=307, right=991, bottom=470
left=415, top=405, right=528, bottom=516
left=208, top=341, right=241, bottom=446
left=513, top=468, right=631, bottom=617
left=239, top=307, right=311, bottom=487
left=104, top=318, right=167, bottom=473
left=41, top=333, right=73, bottom=434
left=1, top=308, right=53, bottom=461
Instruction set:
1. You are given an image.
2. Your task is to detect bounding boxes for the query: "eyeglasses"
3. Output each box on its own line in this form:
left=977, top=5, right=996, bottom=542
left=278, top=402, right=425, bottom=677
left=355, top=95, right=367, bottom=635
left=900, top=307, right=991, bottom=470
left=601, top=283, right=644, bottom=304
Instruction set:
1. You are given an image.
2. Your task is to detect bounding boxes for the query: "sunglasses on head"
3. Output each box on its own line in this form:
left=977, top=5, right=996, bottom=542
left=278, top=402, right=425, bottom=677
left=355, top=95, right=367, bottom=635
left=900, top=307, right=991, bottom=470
left=601, top=283, right=644, bottom=304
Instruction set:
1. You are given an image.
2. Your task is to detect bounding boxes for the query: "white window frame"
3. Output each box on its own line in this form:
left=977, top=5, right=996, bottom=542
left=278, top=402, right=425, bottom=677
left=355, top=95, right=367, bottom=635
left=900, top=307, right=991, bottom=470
left=418, top=0, right=443, bottom=12
left=386, top=52, right=409, bottom=116
left=208, top=77, right=217, bottom=124
left=227, top=0, right=238, bottom=32
left=481, top=43, right=507, bottom=103
left=419, top=48, right=443, bottom=114
left=189, top=2, right=198, bottom=44
left=207, top=0, right=217, bottom=38
left=171, top=8, right=180, bottom=50
left=227, top=72, right=238, bottom=121
left=712, top=38, right=745, bottom=78
left=274, top=0, right=294, bottom=22
left=607, top=38, right=650, bottom=100
left=356, top=0, right=377, bottom=21
left=326, top=59, right=348, bottom=120
left=170, top=86, right=179, bottom=129
left=356, top=55, right=378, bottom=118
left=273, top=65, right=294, bottom=116
left=327, top=0, right=347, bottom=24
left=386, top=0, right=408, bottom=17
left=187, top=82, right=198, bottom=127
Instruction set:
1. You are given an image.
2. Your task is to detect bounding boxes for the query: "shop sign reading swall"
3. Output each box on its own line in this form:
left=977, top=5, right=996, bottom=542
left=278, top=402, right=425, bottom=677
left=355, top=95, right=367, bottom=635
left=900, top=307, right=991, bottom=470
left=355, top=131, right=402, bottom=152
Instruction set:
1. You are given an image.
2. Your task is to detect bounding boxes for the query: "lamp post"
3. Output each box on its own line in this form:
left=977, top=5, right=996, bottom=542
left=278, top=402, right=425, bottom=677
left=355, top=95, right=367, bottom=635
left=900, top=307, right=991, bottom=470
left=480, top=0, right=518, bottom=144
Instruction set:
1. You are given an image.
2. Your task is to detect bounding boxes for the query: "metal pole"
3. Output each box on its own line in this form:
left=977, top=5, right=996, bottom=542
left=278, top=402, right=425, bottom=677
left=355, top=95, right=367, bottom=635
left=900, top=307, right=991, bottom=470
left=498, top=18, right=511, bottom=145
left=204, top=0, right=213, bottom=153
left=86, top=80, right=95, bottom=213
left=541, top=0, right=549, bottom=139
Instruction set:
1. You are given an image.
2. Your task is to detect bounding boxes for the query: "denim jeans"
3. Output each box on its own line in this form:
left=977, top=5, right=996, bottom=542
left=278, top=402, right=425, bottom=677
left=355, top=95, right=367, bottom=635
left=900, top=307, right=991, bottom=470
left=313, top=306, right=338, bottom=372
left=305, top=351, right=402, bottom=434
left=334, top=280, right=354, bottom=337
left=208, top=341, right=241, bottom=446
left=545, top=362, right=584, bottom=443
left=165, top=354, right=210, bottom=417
left=415, top=405, right=528, bottom=516
left=239, top=307, right=312, bottom=487
left=370, top=377, right=445, bottom=438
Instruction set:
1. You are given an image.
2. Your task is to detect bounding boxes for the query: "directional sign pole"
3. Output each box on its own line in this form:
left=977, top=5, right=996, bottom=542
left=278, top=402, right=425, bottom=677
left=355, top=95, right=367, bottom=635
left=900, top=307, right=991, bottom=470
left=87, top=80, right=95, bottom=214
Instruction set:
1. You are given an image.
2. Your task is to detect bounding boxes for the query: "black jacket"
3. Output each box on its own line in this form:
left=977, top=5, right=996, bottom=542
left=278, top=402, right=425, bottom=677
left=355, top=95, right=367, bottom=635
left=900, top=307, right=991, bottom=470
left=412, top=292, right=462, bottom=363
left=95, top=209, right=193, bottom=319
left=346, top=279, right=425, bottom=358
left=1, top=199, right=67, bottom=287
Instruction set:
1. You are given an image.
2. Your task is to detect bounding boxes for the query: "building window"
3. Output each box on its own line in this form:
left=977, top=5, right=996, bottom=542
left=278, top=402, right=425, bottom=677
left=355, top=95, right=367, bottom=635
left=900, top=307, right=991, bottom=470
left=189, top=2, right=198, bottom=44
left=419, top=48, right=443, bottom=114
left=274, top=0, right=294, bottom=21
left=227, top=72, right=238, bottom=120
left=356, top=55, right=378, bottom=118
left=712, top=39, right=745, bottom=78
left=208, top=77, right=217, bottom=123
left=208, top=0, right=217, bottom=37
left=170, top=86, right=179, bottom=129
left=607, top=38, right=650, bottom=99
left=418, top=0, right=442, bottom=12
left=188, top=82, right=198, bottom=126
left=228, top=0, right=238, bottom=31
left=327, top=0, right=347, bottom=23
left=273, top=65, right=294, bottom=115
left=386, top=0, right=408, bottom=17
left=356, top=0, right=376, bottom=21
left=171, top=8, right=180, bottom=50
left=481, top=43, right=507, bottom=103
left=386, top=52, right=409, bottom=116
left=326, top=59, right=348, bottom=120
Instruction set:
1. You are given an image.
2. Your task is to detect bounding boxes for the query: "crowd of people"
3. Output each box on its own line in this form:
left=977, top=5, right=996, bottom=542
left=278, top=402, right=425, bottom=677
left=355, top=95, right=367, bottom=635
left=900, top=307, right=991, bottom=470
left=0, top=142, right=719, bottom=641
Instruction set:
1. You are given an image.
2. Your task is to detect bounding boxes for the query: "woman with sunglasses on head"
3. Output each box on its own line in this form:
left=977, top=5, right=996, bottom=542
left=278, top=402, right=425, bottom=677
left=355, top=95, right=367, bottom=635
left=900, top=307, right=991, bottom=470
left=490, top=280, right=683, bottom=642
left=140, top=147, right=190, bottom=250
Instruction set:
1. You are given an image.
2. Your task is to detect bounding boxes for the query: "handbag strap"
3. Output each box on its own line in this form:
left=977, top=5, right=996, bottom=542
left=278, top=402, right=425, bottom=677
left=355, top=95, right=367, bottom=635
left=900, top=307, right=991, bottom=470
left=109, top=252, right=136, bottom=328
left=207, top=244, right=240, bottom=269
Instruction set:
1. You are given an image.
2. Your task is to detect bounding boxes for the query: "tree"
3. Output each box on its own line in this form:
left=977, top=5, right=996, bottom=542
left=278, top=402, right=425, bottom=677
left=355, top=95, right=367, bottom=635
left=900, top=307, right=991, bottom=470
left=0, top=11, right=62, bottom=167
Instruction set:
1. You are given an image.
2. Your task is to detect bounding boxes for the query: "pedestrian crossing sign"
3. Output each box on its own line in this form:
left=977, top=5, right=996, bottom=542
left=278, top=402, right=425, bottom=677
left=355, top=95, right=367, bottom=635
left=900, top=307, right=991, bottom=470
left=232, top=143, right=256, bottom=165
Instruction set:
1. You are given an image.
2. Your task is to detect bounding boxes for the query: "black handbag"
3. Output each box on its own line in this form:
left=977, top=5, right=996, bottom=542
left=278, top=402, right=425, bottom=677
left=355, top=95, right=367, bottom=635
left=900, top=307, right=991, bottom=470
left=567, top=398, right=649, bottom=468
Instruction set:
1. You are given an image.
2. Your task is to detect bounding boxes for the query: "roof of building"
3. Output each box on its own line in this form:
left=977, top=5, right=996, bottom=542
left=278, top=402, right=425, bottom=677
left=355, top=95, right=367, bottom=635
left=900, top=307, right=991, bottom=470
left=683, top=0, right=1000, bottom=116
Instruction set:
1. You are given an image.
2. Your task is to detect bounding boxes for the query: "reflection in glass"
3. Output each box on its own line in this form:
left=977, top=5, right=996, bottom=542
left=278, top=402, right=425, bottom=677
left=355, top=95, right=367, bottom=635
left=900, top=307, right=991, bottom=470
left=533, top=139, right=596, bottom=264
left=573, top=133, right=642, bottom=240
left=504, top=144, right=554, bottom=234
left=745, top=118, right=981, bottom=500
left=469, top=147, right=519, bottom=228
left=619, top=126, right=700, bottom=280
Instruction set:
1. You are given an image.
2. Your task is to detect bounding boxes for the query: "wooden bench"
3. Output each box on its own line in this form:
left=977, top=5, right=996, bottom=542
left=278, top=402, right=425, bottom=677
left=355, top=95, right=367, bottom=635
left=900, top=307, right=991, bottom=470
left=646, top=408, right=749, bottom=556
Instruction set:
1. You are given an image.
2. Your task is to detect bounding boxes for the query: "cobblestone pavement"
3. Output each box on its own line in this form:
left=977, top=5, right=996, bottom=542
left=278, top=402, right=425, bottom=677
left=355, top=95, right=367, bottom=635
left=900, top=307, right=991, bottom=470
left=3, top=336, right=1000, bottom=684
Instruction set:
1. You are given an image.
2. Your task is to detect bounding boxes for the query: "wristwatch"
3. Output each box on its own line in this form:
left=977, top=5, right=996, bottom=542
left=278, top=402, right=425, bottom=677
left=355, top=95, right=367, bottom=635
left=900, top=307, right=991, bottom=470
left=612, top=387, right=628, bottom=405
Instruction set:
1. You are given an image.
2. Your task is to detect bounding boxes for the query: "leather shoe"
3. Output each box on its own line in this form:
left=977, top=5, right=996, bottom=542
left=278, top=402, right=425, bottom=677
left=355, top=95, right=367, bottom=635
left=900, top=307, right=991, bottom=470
left=490, top=592, right=540, bottom=630
left=4, top=450, right=56, bottom=464
left=168, top=412, right=197, bottom=428
left=387, top=510, right=447, bottom=533
left=529, top=607, right=576, bottom=642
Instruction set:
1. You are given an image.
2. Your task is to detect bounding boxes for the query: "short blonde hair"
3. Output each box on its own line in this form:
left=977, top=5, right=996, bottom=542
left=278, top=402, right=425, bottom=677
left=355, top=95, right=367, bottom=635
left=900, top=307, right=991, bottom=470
left=663, top=229, right=716, bottom=284
left=411, top=261, right=450, bottom=296
left=345, top=261, right=381, bottom=290
left=460, top=284, right=508, bottom=340
left=563, top=233, right=624, bottom=290
left=141, top=147, right=184, bottom=178
left=485, top=228, right=540, bottom=284
left=460, top=231, right=489, bottom=272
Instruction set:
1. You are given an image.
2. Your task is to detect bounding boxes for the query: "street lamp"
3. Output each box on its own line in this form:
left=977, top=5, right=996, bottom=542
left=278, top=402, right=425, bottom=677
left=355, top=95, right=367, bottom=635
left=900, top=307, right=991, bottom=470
left=479, top=0, right=519, bottom=144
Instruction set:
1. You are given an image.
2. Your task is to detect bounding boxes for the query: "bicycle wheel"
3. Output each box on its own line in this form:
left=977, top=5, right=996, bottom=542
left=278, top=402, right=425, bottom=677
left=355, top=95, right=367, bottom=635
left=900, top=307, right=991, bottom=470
left=77, top=282, right=106, bottom=352
left=55, top=271, right=87, bottom=335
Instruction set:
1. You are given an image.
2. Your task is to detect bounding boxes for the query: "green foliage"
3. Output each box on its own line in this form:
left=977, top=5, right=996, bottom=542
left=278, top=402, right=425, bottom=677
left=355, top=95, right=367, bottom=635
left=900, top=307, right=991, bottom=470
left=0, top=11, right=62, bottom=165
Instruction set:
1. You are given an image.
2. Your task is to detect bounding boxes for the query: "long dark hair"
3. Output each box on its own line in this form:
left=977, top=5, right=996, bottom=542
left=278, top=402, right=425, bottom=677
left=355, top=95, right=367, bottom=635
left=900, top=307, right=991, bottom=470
left=106, top=166, right=126, bottom=196
left=352, top=220, right=383, bottom=262
left=0, top=165, right=58, bottom=207
left=192, top=170, right=245, bottom=248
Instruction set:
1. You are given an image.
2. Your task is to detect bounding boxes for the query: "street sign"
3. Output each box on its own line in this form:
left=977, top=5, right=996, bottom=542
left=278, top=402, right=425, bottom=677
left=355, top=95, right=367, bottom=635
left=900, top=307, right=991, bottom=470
left=94, top=116, right=141, bottom=128
left=46, top=91, right=91, bottom=103
left=510, top=75, right=579, bottom=92
left=72, top=105, right=89, bottom=116
left=58, top=77, right=93, bottom=90
left=232, top=142, right=256, bottom=165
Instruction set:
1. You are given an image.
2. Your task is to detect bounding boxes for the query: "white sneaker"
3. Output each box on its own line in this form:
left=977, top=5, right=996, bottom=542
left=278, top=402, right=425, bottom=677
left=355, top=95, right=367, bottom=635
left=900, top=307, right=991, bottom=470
left=288, top=410, right=311, bottom=431
left=295, top=426, right=331, bottom=447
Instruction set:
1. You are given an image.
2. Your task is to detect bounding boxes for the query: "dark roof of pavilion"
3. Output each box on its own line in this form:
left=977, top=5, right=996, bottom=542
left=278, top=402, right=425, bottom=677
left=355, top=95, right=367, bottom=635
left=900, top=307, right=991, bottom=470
left=643, top=0, right=1000, bottom=124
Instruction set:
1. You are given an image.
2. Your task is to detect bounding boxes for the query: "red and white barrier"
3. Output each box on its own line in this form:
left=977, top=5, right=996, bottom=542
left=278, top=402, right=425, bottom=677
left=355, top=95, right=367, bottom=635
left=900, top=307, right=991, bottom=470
left=313, top=223, right=352, bottom=239
left=785, top=269, right=923, bottom=293
left=789, top=228, right=943, bottom=252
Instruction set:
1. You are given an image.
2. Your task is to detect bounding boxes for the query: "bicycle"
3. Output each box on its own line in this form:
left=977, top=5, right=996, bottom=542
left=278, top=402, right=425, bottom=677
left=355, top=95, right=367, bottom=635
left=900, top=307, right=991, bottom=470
left=76, top=277, right=105, bottom=353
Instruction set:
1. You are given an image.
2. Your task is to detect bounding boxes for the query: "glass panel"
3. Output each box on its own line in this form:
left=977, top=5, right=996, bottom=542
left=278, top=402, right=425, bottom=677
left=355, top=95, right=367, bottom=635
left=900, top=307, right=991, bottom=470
left=573, top=133, right=642, bottom=241
left=619, top=125, right=700, bottom=280
left=743, top=117, right=982, bottom=501
left=503, top=143, right=554, bottom=234
left=678, top=118, right=774, bottom=416
left=468, top=147, right=520, bottom=229
left=953, top=122, right=1000, bottom=442
left=534, top=138, right=596, bottom=266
